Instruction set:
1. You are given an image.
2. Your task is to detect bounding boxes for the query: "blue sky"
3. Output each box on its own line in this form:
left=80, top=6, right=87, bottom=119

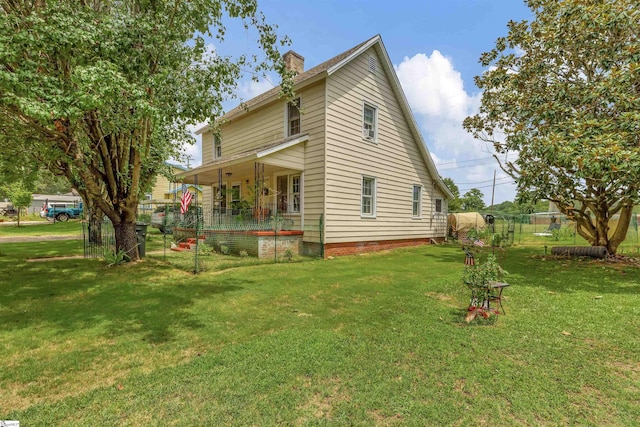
left=182, top=0, right=533, bottom=205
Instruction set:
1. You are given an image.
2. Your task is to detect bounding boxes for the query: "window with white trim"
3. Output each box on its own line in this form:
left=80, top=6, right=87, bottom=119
left=291, top=175, right=301, bottom=213
left=287, top=98, right=301, bottom=136
left=213, top=135, right=222, bottom=159
left=276, top=173, right=301, bottom=214
left=361, top=176, right=376, bottom=217
left=231, top=184, right=241, bottom=206
left=142, top=193, right=153, bottom=211
left=435, top=198, right=443, bottom=213
left=362, top=103, right=377, bottom=141
left=412, top=185, right=422, bottom=217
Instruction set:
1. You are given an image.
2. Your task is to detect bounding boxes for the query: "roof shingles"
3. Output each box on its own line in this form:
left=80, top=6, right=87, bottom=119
left=203, top=36, right=376, bottom=128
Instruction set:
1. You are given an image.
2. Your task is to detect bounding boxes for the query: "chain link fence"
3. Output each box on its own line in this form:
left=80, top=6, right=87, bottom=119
left=146, top=203, right=320, bottom=273
left=448, top=211, right=640, bottom=253
left=83, top=208, right=640, bottom=269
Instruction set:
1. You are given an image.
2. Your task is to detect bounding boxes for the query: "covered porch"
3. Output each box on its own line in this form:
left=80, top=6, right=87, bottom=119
left=179, top=134, right=308, bottom=234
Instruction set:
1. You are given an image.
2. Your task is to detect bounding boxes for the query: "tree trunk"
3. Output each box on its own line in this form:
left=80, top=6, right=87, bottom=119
left=113, top=220, right=139, bottom=262
left=607, top=206, right=632, bottom=254
left=573, top=206, right=632, bottom=255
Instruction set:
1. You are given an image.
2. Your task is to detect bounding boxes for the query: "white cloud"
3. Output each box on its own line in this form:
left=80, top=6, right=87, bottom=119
left=237, top=78, right=276, bottom=101
left=192, top=43, right=218, bottom=70
left=396, top=51, right=477, bottom=121
left=203, top=43, right=217, bottom=61
left=172, top=122, right=206, bottom=169
left=395, top=51, right=516, bottom=204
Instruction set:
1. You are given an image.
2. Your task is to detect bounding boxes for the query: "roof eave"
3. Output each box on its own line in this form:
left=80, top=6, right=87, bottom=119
left=196, top=73, right=328, bottom=135
left=326, top=34, right=381, bottom=75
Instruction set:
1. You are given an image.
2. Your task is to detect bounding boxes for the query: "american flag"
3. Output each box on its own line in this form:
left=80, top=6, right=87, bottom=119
left=473, top=239, right=485, bottom=247
left=180, top=187, right=193, bottom=214
left=464, top=250, right=475, bottom=266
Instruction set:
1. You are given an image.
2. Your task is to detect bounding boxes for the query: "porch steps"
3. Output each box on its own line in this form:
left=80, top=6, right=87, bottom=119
left=170, top=236, right=206, bottom=252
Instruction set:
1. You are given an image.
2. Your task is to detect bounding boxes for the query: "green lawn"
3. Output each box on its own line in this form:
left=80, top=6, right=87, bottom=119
left=0, top=220, right=83, bottom=237
left=1, top=241, right=638, bottom=425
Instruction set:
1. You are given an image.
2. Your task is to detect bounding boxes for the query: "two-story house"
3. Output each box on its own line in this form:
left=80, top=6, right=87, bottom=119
left=181, top=35, right=452, bottom=257
left=148, top=163, right=202, bottom=203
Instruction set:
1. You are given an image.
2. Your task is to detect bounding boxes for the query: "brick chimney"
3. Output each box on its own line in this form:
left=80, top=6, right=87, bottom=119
left=283, top=50, right=304, bottom=75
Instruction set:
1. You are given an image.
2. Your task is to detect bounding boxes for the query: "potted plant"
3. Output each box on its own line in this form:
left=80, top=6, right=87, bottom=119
left=462, top=253, right=507, bottom=322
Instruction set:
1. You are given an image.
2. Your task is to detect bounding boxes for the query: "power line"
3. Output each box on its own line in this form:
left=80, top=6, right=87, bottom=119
left=454, top=177, right=513, bottom=185
left=458, top=181, right=515, bottom=192
left=438, top=159, right=498, bottom=171
left=434, top=156, right=494, bottom=166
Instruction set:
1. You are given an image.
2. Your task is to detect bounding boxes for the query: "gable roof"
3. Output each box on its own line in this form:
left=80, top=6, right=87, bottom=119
left=361, top=38, right=454, bottom=200
left=167, top=184, right=202, bottom=194
left=194, top=36, right=376, bottom=135
left=195, top=35, right=453, bottom=200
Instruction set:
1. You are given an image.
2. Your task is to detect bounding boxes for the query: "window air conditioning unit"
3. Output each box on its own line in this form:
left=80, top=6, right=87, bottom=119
left=363, top=128, right=375, bottom=139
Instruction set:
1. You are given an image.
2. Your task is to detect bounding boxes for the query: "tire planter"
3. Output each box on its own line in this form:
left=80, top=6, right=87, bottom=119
left=551, top=246, right=608, bottom=259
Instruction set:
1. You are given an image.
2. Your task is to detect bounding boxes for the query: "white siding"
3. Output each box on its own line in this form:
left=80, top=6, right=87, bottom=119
left=324, top=47, right=444, bottom=243
left=299, top=82, right=326, bottom=243
left=201, top=132, right=214, bottom=164
left=263, top=144, right=305, bottom=170
left=199, top=81, right=327, bottom=242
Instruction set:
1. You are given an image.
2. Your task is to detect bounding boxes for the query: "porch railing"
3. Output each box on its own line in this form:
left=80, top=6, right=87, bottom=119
left=171, top=203, right=301, bottom=232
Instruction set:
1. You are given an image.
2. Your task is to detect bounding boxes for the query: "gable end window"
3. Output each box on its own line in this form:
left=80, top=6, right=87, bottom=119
left=362, top=103, right=377, bottom=142
left=412, top=185, right=422, bottom=217
left=361, top=176, right=376, bottom=217
left=288, top=98, right=301, bottom=136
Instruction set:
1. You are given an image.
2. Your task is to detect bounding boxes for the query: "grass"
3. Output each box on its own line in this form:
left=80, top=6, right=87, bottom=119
left=0, top=220, right=82, bottom=237
left=1, top=239, right=639, bottom=424
left=493, top=219, right=640, bottom=253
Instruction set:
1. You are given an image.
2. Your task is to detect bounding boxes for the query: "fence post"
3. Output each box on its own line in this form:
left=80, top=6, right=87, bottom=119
left=320, top=214, right=325, bottom=258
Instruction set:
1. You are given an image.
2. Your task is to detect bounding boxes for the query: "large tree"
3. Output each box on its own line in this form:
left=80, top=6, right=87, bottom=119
left=461, top=188, right=485, bottom=212
left=463, top=0, right=640, bottom=254
left=442, top=177, right=462, bottom=211
left=0, top=1, right=293, bottom=260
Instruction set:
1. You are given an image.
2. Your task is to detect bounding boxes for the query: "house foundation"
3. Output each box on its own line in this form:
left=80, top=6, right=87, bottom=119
left=322, top=237, right=444, bottom=257
left=201, top=229, right=303, bottom=259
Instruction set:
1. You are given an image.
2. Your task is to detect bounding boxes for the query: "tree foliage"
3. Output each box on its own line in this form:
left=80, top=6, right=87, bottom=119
left=33, top=169, right=73, bottom=195
left=463, top=0, right=640, bottom=253
left=442, top=177, right=462, bottom=211
left=0, top=0, right=293, bottom=260
left=461, top=188, right=485, bottom=212
left=2, top=181, right=33, bottom=226
left=488, top=199, right=550, bottom=215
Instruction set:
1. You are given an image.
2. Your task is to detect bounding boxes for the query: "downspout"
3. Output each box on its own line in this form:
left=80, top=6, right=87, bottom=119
left=321, top=76, right=329, bottom=257
left=430, top=181, right=436, bottom=226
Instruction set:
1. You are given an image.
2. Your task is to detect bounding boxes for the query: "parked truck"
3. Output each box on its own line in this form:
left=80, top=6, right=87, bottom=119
left=0, top=205, right=19, bottom=217
left=41, top=202, right=84, bottom=222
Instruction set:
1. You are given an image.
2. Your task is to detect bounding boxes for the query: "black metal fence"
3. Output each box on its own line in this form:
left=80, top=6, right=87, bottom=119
left=82, top=218, right=116, bottom=259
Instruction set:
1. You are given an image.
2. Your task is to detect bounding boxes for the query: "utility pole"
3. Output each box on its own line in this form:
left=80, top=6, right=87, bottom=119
left=490, top=170, right=496, bottom=216
left=184, top=154, right=194, bottom=169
